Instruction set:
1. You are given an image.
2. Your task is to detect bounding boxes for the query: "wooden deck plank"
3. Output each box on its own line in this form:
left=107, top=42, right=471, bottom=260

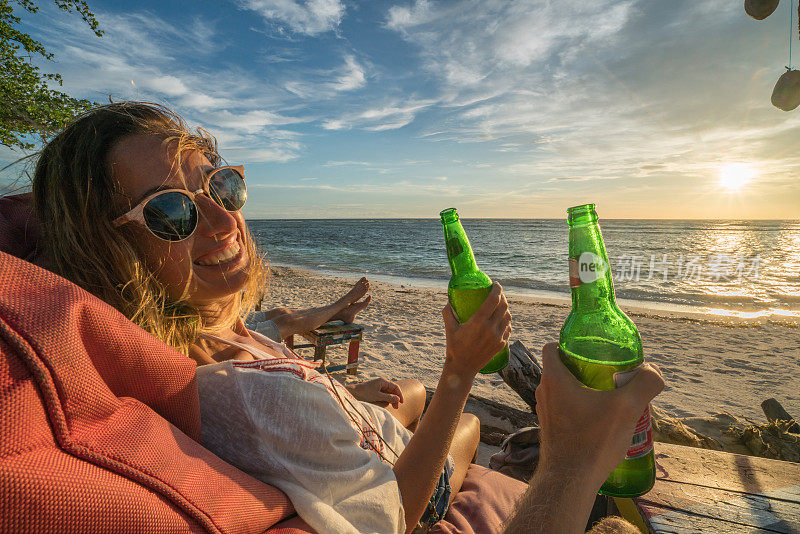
left=653, top=442, right=800, bottom=497
left=639, top=482, right=800, bottom=532
left=645, top=507, right=795, bottom=534
left=635, top=443, right=800, bottom=534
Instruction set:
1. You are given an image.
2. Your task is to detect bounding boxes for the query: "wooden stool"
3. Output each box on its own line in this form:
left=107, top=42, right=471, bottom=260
left=617, top=442, right=800, bottom=532
left=285, top=320, right=363, bottom=375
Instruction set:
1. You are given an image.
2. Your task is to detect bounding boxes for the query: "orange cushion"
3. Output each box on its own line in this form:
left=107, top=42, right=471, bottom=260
left=0, top=251, right=309, bottom=533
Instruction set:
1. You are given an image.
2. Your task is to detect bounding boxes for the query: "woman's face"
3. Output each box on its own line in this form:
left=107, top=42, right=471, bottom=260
left=109, top=135, right=251, bottom=306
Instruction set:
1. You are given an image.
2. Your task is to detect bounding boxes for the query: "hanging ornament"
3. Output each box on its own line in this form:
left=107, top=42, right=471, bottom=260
left=745, top=0, right=781, bottom=19
left=772, top=68, right=800, bottom=110
left=770, top=0, right=800, bottom=110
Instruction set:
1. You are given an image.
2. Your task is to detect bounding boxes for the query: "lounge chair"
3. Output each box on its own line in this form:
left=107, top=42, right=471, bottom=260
left=0, top=193, right=526, bottom=533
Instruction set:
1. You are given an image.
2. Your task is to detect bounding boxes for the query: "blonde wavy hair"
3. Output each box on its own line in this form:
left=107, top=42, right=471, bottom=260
left=32, top=102, right=267, bottom=355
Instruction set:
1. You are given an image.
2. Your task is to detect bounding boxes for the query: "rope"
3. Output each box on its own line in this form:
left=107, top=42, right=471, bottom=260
left=786, top=0, right=800, bottom=70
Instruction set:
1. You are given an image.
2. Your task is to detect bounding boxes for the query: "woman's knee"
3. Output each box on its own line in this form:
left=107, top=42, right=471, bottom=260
left=399, top=378, right=426, bottom=415
left=459, top=413, right=480, bottom=436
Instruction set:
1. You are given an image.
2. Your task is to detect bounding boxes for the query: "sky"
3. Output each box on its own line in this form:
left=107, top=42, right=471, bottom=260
left=2, top=0, right=800, bottom=219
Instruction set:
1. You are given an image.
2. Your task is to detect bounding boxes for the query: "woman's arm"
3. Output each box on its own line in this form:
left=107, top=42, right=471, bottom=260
left=392, top=283, right=512, bottom=532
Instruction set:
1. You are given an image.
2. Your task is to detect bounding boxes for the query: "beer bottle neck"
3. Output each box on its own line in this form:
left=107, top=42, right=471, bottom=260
left=442, top=220, right=479, bottom=277
left=568, top=222, right=617, bottom=310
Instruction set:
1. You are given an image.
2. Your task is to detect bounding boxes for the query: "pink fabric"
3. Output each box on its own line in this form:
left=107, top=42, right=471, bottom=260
left=432, top=465, right=528, bottom=534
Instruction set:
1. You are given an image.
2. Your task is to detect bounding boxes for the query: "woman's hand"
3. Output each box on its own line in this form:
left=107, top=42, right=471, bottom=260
left=347, top=377, right=405, bottom=408
left=442, top=282, right=512, bottom=377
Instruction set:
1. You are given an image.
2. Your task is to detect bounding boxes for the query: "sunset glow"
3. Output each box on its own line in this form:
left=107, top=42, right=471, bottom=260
left=719, top=163, right=756, bottom=191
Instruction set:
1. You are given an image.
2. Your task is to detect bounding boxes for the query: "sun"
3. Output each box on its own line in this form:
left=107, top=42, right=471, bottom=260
left=718, top=163, right=756, bottom=191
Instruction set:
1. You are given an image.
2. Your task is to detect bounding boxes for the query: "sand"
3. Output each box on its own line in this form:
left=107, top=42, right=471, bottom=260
left=261, top=265, right=800, bottom=428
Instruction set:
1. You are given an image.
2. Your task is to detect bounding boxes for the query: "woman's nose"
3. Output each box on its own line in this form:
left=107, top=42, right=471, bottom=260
left=194, top=194, right=237, bottom=238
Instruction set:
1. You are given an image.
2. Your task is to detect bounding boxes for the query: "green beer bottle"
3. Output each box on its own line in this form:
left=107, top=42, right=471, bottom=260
left=440, top=208, right=509, bottom=374
left=559, top=203, right=655, bottom=497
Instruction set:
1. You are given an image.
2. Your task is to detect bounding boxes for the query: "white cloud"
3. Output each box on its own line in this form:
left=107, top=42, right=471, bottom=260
left=323, top=160, right=372, bottom=167
left=237, top=0, right=346, bottom=36
left=330, top=55, right=366, bottom=91
left=283, top=54, right=368, bottom=99
left=143, top=75, right=189, bottom=96
left=386, top=0, right=432, bottom=30
left=322, top=99, right=436, bottom=130
left=203, top=110, right=310, bottom=134
left=221, top=143, right=302, bottom=163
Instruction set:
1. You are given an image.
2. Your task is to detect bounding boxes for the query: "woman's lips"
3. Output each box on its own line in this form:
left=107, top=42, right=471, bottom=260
left=195, top=241, right=242, bottom=266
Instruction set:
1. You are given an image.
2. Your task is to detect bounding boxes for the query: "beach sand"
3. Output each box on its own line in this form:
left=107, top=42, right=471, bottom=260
left=262, top=265, right=800, bottom=430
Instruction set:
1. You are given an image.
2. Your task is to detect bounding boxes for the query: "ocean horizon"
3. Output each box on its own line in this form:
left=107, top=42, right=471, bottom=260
left=248, top=218, right=800, bottom=321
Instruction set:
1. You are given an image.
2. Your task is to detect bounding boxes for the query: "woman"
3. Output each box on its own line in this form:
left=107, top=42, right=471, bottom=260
left=32, top=102, right=512, bottom=533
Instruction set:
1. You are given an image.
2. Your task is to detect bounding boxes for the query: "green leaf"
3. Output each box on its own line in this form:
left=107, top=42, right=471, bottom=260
left=0, top=0, right=103, bottom=151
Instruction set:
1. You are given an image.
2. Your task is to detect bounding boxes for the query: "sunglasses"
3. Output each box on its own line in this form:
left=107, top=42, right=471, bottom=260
left=113, top=165, right=247, bottom=242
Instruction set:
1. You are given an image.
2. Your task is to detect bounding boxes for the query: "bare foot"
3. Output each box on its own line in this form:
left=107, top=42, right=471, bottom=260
left=334, top=295, right=371, bottom=324
left=337, top=277, right=370, bottom=307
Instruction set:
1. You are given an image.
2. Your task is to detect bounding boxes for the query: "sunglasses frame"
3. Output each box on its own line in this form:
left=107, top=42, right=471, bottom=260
left=112, top=165, right=246, bottom=242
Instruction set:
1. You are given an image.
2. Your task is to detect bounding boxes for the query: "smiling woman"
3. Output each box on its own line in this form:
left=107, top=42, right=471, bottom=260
left=718, top=162, right=756, bottom=191
left=32, top=102, right=267, bottom=354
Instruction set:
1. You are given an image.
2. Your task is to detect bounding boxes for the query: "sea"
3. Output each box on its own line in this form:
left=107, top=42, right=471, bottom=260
left=248, top=219, right=800, bottom=321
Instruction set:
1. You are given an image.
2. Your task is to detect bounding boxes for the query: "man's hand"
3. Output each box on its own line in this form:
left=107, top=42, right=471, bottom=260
left=504, top=343, right=664, bottom=534
left=347, top=377, right=404, bottom=408
left=535, top=342, right=664, bottom=489
left=442, top=282, right=512, bottom=377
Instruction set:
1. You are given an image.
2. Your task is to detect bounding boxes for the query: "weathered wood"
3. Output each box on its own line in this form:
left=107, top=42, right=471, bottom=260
left=424, top=388, right=538, bottom=445
left=640, top=481, right=800, bottom=533
left=496, top=340, right=541, bottom=413
left=761, top=398, right=800, bottom=433
left=651, top=442, right=800, bottom=496
left=634, top=442, right=800, bottom=534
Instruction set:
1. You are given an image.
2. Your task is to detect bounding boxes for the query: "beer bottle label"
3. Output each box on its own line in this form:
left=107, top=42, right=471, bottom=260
left=613, top=366, right=654, bottom=459
left=626, top=407, right=654, bottom=459
left=569, top=258, right=580, bottom=287
left=570, top=252, right=607, bottom=287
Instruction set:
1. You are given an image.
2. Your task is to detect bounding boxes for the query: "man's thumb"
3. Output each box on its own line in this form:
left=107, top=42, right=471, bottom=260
left=621, top=363, right=665, bottom=408
left=442, top=304, right=459, bottom=330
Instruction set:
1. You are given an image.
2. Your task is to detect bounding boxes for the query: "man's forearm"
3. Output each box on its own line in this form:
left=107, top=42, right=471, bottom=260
left=504, top=463, right=599, bottom=534
left=393, top=364, right=473, bottom=532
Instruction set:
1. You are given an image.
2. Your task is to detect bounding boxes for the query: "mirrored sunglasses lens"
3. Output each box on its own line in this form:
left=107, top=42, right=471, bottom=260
left=143, top=192, right=198, bottom=241
left=209, top=169, right=246, bottom=211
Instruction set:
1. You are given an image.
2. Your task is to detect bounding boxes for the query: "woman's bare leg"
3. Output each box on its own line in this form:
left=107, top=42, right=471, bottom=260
left=447, top=413, right=480, bottom=503
left=261, top=307, right=291, bottom=321
left=267, top=277, right=371, bottom=338
left=381, top=378, right=426, bottom=432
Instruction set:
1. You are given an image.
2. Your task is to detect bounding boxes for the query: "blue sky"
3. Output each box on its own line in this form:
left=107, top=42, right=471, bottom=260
left=3, top=0, right=800, bottom=218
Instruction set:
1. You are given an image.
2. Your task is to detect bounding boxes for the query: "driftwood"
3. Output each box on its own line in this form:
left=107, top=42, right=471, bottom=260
left=424, top=388, right=538, bottom=446
left=496, top=340, right=542, bottom=413
left=423, top=340, right=541, bottom=446
left=761, top=397, right=800, bottom=433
